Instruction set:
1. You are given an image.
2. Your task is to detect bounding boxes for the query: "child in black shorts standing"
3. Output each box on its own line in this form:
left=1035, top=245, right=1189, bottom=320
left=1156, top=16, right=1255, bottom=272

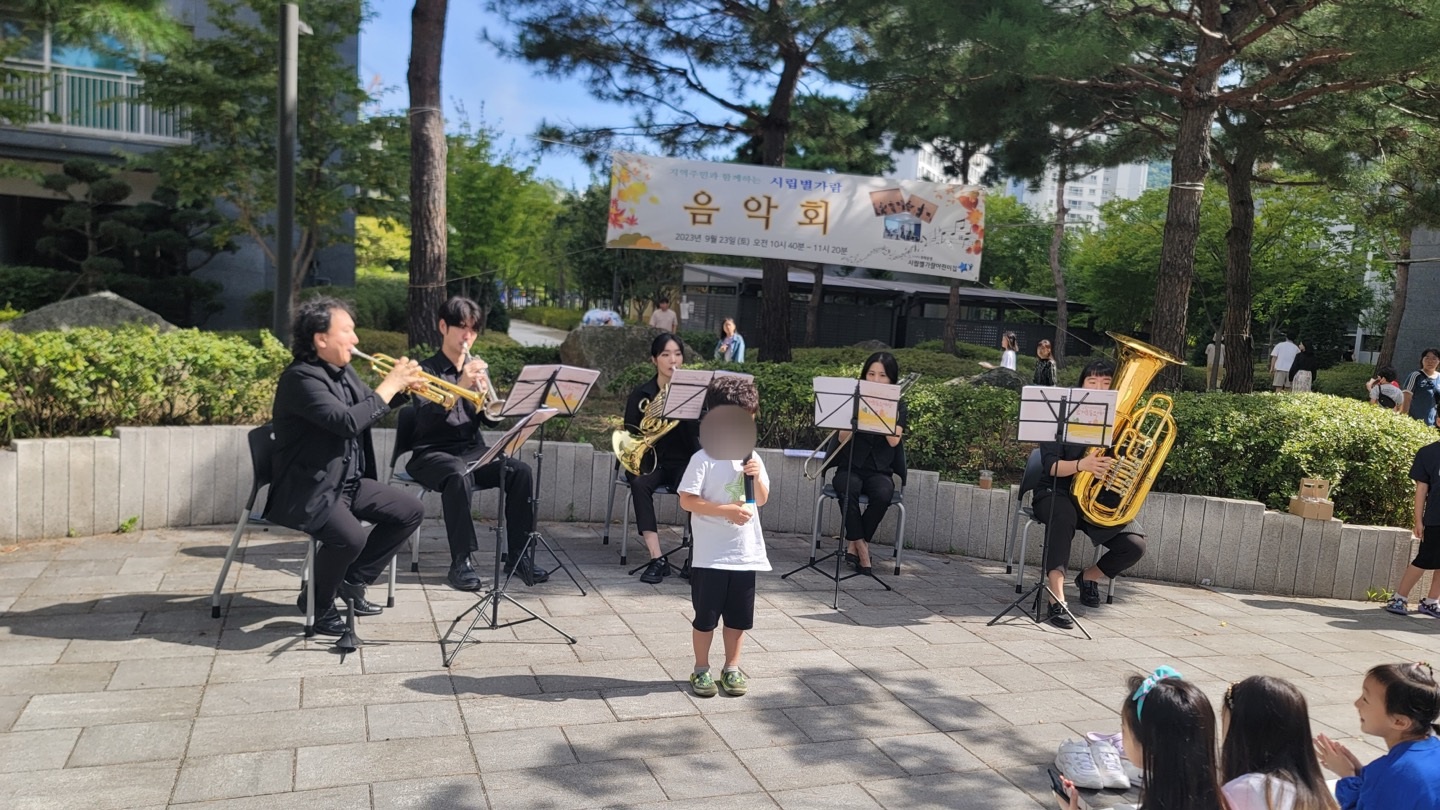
left=678, top=376, right=770, bottom=697
left=1384, top=439, right=1440, bottom=617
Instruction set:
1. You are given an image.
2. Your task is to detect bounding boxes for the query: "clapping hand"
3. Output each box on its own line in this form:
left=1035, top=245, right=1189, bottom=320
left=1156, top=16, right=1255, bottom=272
left=1314, top=734, right=1362, bottom=778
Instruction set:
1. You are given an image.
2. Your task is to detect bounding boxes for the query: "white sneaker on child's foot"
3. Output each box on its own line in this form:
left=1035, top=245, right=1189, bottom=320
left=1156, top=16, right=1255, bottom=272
left=1088, top=739, right=1130, bottom=789
left=1055, top=739, right=1105, bottom=790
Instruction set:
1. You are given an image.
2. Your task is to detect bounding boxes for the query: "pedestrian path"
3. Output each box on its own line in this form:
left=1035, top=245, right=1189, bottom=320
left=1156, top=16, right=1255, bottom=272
left=0, top=520, right=1431, bottom=809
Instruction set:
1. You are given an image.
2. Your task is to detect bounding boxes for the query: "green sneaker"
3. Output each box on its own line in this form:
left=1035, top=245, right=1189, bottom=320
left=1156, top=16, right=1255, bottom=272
left=720, top=668, right=748, bottom=696
left=689, top=670, right=718, bottom=698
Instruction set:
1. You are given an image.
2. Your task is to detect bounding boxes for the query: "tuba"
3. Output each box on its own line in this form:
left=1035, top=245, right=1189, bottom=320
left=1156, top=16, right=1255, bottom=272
left=1071, top=332, right=1184, bottom=527
left=611, top=386, right=679, bottom=476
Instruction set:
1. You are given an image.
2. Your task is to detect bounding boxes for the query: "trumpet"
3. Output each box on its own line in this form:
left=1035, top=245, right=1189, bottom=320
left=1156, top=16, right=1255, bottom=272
left=349, top=348, right=484, bottom=411
left=803, top=372, right=922, bottom=479
left=461, top=341, right=506, bottom=420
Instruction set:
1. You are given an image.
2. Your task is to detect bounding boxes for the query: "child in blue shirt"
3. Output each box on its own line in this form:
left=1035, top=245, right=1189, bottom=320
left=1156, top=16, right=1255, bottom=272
left=1315, top=662, right=1440, bottom=810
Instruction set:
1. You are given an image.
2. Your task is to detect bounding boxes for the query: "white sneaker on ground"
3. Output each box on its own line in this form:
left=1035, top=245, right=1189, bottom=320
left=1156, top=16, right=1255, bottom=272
left=1122, top=759, right=1145, bottom=787
left=1088, top=738, right=1131, bottom=790
left=1056, top=738, right=1105, bottom=790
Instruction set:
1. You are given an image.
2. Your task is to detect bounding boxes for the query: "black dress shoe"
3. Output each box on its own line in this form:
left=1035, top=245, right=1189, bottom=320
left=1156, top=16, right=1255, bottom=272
left=1047, top=602, right=1075, bottom=630
left=1075, top=572, right=1102, bottom=608
left=312, top=607, right=349, bottom=637
left=447, top=557, right=483, bottom=591
left=508, top=555, right=550, bottom=586
left=337, top=580, right=384, bottom=616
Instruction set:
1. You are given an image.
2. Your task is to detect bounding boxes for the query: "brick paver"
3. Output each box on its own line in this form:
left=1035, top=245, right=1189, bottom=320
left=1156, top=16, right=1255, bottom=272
left=0, top=519, right=1433, bottom=809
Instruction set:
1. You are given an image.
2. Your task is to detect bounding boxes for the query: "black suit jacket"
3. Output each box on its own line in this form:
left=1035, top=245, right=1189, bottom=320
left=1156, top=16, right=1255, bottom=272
left=264, top=358, right=395, bottom=533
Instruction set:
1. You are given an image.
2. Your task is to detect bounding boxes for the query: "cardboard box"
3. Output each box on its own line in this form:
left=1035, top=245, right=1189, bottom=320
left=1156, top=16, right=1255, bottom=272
left=1300, top=477, right=1331, bottom=501
left=1289, top=496, right=1334, bottom=521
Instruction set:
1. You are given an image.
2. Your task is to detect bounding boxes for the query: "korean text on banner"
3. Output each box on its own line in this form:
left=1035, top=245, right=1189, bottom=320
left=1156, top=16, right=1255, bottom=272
left=605, top=152, right=985, bottom=281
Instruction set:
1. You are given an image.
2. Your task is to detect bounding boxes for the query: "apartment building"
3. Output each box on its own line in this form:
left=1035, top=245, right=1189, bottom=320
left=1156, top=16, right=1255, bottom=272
left=0, top=0, right=358, bottom=327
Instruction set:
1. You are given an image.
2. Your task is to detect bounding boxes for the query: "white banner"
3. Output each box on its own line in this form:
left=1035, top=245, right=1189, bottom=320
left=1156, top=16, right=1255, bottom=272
left=605, top=153, right=985, bottom=280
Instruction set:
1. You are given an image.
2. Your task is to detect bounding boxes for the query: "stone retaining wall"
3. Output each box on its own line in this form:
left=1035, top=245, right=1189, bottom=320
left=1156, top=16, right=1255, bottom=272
left=0, top=426, right=1428, bottom=601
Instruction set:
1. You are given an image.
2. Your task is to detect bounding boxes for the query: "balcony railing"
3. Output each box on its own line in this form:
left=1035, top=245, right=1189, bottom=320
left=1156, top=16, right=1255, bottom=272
left=1, top=61, right=187, bottom=143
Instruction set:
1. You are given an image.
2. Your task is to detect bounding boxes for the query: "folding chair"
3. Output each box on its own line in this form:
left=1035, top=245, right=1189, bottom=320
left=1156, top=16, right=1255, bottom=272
left=210, top=424, right=398, bottom=637
left=387, top=406, right=432, bottom=573
left=1006, top=448, right=1116, bottom=603
left=601, top=459, right=692, bottom=570
left=808, top=439, right=908, bottom=576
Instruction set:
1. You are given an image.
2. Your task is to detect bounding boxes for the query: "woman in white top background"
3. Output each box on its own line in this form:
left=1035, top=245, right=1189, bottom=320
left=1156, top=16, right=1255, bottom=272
left=1000, top=331, right=1019, bottom=371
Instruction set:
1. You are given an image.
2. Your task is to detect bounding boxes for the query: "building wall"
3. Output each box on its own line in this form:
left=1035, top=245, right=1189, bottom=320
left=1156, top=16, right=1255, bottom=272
left=0, top=0, right=360, bottom=329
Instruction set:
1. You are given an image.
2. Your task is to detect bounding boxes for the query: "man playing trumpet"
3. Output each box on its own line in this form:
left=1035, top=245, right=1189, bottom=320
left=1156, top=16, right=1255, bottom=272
left=405, top=297, right=548, bottom=591
left=266, top=298, right=427, bottom=636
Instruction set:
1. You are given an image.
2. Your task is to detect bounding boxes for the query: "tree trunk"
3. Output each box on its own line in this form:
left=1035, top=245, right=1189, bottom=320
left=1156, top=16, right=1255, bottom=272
left=804, top=263, right=823, bottom=346
left=1149, top=61, right=1223, bottom=388
left=942, top=280, right=959, bottom=353
left=754, top=45, right=804, bottom=364
left=1220, top=140, right=1257, bottom=394
left=1049, top=164, right=1069, bottom=370
left=406, top=0, right=448, bottom=350
left=1378, top=227, right=1412, bottom=369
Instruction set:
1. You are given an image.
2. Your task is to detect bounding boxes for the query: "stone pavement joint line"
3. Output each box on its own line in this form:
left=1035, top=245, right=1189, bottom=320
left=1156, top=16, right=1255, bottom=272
left=0, top=520, right=1432, bottom=809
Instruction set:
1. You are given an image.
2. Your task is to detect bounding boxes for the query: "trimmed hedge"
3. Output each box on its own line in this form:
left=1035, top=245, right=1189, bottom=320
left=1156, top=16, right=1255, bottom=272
left=514, top=306, right=582, bottom=331
left=0, top=326, right=289, bottom=443
left=0, top=327, right=560, bottom=444
left=1158, top=391, right=1433, bottom=527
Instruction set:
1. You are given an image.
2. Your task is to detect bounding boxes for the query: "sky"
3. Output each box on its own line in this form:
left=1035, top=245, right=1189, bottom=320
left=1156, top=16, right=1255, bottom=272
left=358, top=1, right=615, bottom=191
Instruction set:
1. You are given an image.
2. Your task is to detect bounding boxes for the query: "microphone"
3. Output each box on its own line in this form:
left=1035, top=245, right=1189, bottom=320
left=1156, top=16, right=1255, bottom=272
left=743, top=452, right=755, bottom=505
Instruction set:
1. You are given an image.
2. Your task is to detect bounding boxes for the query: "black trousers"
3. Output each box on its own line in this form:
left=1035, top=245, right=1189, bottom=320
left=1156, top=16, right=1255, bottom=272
left=311, top=479, right=424, bottom=609
left=832, top=469, right=894, bottom=543
left=1031, top=489, right=1146, bottom=579
left=407, top=449, right=535, bottom=562
left=627, top=459, right=688, bottom=535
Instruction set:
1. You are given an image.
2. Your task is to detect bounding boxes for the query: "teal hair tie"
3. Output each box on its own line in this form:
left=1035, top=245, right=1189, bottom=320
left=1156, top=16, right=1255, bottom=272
left=1131, top=665, right=1182, bottom=721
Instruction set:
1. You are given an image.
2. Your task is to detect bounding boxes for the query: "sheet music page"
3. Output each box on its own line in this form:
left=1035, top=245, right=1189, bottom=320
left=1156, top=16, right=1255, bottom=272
left=857, top=380, right=902, bottom=435
left=543, top=365, right=600, bottom=412
left=813, top=377, right=859, bottom=430
left=664, top=369, right=713, bottom=420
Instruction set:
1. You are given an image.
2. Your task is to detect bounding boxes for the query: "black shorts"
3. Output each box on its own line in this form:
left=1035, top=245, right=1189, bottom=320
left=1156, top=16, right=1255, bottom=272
left=1414, top=525, right=1440, bottom=570
left=689, top=568, right=757, bottom=632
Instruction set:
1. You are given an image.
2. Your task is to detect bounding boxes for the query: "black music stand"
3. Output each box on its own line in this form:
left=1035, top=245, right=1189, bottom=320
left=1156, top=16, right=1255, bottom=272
left=441, top=408, right=574, bottom=667
left=782, top=376, right=902, bottom=609
left=501, top=364, right=601, bottom=596
left=624, top=369, right=755, bottom=578
left=986, top=385, right=1117, bottom=639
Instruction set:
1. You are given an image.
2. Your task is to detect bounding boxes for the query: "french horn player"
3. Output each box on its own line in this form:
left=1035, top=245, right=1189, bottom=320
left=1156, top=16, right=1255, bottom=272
left=616, top=333, right=701, bottom=585
left=1034, top=338, right=1179, bottom=629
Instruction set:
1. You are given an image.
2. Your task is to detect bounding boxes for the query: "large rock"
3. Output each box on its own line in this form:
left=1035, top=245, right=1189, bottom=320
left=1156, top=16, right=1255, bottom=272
left=966, top=367, right=1027, bottom=392
left=559, top=325, right=697, bottom=387
left=1, top=291, right=175, bottom=333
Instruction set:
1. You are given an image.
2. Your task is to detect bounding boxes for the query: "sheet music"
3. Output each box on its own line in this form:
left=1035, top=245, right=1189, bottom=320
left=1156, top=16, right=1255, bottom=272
left=1017, top=386, right=1117, bottom=446
left=663, top=369, right=758, bottom=420
left=467, top=408, right=560, bottom=471
left=503, top=365, right=600, bottom=417
left=812, top=377, right=901, bottom=434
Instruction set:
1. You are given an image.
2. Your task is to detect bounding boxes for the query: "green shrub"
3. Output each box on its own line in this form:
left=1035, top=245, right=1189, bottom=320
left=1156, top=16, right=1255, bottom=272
left=680, top=329, right=717, bottom=358
left=0, top=326, right=289, bottom=442
left=246, top=276, right=408, bottom=332
left=514, top=306, right=582, bottom=331
left=0, top=266, right=75, bottom=311
left=1158, top=391, right=1434, bottom=527
left=1313, top=362, right=1375, bottom=401
left=0, top=304, right=21, bottom=323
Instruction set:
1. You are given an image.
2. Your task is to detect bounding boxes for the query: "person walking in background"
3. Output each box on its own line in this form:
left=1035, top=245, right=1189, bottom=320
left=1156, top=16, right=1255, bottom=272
left=648, top=297, right=678, bottom=332
left=1033, top=339, right=1057, bottom=386
left=1270, top=335, right=1300, bottom=392
left=1368, top=367, right=1405, bottom=412
left=715, top=317, right=746, bottom=363
left=1289, top=342, right=1319, bottom=393
left=1381, top=435, right=1440, bottom=618
left=1000, top=331, right=1019, bottom=371
left=1206, top=335, right=1225, bottom=390
left=1403, top=348, right=1440, bottom=427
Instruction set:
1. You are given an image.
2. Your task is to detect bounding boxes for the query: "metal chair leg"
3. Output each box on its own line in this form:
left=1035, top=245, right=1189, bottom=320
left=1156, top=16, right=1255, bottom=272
left=619, top=490, right=633, bottom=566
left=1014, top=520, right=1033, bottom=594
left=893, top=503, right=906, bottom=575
left=211, top=505, right=252, bottom=619
left=386, top=556, right=397, bottom=608
left=303, top=540, right=316, bottom=638
left=603, top=474, right=621, bottom=546
left=809, top=493, right=826, bottom=562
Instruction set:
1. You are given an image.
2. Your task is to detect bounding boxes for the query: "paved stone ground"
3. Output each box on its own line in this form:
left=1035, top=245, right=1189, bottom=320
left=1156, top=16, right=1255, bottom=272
left=0, top=519, right=1435, bottom=810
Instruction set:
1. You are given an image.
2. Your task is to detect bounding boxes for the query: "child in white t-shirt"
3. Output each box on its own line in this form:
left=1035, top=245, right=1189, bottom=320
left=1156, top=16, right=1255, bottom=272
left=678, top=376, right=770, bottom=698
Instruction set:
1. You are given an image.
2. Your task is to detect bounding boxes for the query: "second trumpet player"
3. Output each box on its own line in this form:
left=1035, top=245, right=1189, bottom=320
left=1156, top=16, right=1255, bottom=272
left=404, top=297, right=549, bottom=592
